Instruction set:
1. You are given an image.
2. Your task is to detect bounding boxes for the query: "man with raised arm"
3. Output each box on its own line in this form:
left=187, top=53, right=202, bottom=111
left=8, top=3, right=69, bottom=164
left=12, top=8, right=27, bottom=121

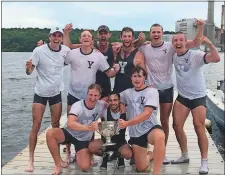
left=171, top=33, right=220, bottom=174
left=135, top=19, right=205, bottom=164
left=25, top=27, right=70, bottom=172
left=63, top=28, right=120, bottom=163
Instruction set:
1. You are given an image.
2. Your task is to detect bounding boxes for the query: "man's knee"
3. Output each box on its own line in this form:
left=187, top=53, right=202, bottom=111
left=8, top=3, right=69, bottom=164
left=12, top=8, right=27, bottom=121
left=88, top=141, right=101, bottom=153
left=120, top=148, right=132, bottom=160
left=78, top=162, right=91, bottom=172
left=193, top=122, right=205, bottom=133
left=172, top=122, right=182, bottom=132
left=155, top=131, right=165, bottom=143
left=51, top=120, right=60, bottom=128
left=46, top=129, right=55, bottom=139
left=31, top=121, right=42, bottom=133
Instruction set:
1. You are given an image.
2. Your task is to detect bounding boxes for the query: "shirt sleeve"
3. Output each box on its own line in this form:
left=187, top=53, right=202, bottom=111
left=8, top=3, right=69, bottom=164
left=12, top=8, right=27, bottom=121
left=31, top=47, right=40, bottom=66
left=119, top=89, right=128, bottom=105
left=145, top=88, right=159, bottom=110
left=192, top=50, right=208, bottom=68
left=98, top=53, right=110, bottom=72
left=68, top=101, right=82, bottom=118
left=64, top=49, right=74, bottom=65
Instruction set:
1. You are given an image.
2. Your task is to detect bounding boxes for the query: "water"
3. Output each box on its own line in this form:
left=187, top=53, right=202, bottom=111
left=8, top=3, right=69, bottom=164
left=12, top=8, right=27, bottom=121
left=1, top=52, right=224, bottom=166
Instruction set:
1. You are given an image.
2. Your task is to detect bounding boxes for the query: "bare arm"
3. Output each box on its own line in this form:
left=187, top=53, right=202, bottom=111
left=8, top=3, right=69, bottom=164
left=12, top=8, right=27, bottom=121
left=202, top=36, right=220, bottom=63
left=186, top=19, right=205, bottom=48
left=134, top=51, right=146, bottom=70
left=67, top=115, right=98, bottom=131
left=126, top=107, right=154, bottom=126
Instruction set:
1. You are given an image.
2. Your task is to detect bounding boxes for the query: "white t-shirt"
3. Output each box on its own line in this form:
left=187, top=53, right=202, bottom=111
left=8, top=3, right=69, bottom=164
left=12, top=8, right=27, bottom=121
left=140, top=42, right=175, bottom=90
left=120, top=87, right=159, bottom=137
left=65, top=48, right=110, bottom=99
left=65, top=100, right=107, bottom=141
left=173, top=49, right=207, bottom=99
left=31, top=44, right=70, bottom=97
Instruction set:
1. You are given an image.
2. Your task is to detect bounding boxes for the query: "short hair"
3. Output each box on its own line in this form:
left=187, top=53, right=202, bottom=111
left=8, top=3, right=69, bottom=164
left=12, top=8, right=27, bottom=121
left=88, top=84, right=102, bottom=94
left=131, top=66, right=147, bottom=78
left=109, top=91, right=120, bottom=100
left=80, top=29, right=94, bottom=39
left=172, top=31, right=187, bottom=41
left=121, top=27, right=134, bottom=37
left=150, top=23, right=164, bottom=32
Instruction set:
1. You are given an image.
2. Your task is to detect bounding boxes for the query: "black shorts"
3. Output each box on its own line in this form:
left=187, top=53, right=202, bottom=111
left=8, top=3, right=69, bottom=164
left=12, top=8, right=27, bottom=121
left=67, top=93, right=80, bottom=106
left=176, top=94, right=206, bottom=110
left=33, top=93, right=62, bottom=106
left=128, top=125, right=163, bottom=148
left=158, top=87, right=174, bottom=103
left=61, top=128, right=89, bottom=153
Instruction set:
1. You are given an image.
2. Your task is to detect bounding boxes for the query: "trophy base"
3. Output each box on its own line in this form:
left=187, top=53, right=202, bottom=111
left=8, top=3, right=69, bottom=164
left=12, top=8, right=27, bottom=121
left=102, top=142, right=116, bottom=147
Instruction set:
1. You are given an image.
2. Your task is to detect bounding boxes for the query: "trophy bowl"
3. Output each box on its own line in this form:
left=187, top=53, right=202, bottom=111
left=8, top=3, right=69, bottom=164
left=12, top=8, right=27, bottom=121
left=98, top=121, right=118, bottom=147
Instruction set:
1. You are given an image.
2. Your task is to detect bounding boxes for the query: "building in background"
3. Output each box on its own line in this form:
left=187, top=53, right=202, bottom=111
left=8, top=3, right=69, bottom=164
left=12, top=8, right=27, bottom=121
left=163, top=34, right=175, bottom=42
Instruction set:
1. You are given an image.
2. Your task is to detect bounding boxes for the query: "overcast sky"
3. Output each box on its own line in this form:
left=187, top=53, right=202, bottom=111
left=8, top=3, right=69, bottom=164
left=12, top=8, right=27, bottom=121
left=2, top=1, right=224, bottom=31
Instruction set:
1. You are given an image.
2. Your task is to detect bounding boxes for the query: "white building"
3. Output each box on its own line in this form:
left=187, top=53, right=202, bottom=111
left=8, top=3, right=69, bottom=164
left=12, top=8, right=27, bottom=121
left=163, top=34, right=175, bottom=42
left=175, top=18, right=198, bottom=40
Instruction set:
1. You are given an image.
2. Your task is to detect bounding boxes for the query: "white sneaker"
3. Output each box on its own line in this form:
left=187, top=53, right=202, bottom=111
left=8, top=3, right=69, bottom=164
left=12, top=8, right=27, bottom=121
left=163, top=156, right=171, bottom=164
left=199, top=160, right=209, bottom=174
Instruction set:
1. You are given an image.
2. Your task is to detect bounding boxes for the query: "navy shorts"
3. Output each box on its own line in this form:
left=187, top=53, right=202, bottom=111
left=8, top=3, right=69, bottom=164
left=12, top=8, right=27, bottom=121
left=33, top=93, right=62, bottom=106
left=128, top=125, right=163, bottom=148
left=158, top=87, right=174, bottom=103
left=176, top=94, right=206, bottom=110
left=67, top=93, right=80, bottom=106
left=61, top=128, right=89, bottom=153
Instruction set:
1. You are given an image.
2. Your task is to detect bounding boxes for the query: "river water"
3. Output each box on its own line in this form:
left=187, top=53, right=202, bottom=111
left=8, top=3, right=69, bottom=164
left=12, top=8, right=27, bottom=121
left=1, top=52, right=224, bottom=166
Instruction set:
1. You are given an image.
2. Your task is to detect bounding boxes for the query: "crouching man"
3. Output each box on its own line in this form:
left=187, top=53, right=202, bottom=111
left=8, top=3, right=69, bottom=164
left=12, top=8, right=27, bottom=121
left=88, top=92, right=133, bottom=170
left=118, top=66, right=165, bottom=175
left=46, top=84, right=107, bottom=175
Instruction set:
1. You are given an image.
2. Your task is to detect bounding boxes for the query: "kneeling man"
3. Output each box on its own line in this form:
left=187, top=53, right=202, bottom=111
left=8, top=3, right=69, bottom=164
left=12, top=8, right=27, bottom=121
left=46, top=84, right=107, bottom=175
left=118, top=66, right=165, bottom=175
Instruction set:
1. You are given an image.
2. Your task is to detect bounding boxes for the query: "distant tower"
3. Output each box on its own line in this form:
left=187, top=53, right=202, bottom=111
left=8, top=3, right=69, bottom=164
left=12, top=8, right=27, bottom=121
left=207, top=0, right=215, bottom=45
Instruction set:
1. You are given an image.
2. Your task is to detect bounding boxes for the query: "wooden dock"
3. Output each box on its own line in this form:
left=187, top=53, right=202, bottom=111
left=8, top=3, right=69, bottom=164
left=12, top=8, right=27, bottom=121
left=2, top=92, right=224, bottom=175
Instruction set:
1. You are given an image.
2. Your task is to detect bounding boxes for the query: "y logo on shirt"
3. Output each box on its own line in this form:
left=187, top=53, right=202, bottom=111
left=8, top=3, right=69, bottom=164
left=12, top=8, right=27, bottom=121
left=140, top=96, right=145, bottom=105
left=119, top=61, right=127, bottom=74
left=88, top=61, right=94, bottom=69
left=92, top=113, right=98, bottom=121
left=163, top=49, right=167, bottom=54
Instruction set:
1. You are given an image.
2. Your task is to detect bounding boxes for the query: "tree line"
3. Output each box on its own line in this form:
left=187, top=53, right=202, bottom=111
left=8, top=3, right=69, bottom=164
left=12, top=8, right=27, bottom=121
left=2, top=28, right=175, bottom=52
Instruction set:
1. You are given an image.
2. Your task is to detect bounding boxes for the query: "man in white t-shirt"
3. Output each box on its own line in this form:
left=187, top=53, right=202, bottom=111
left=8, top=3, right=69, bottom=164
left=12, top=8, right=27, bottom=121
left=135, top=19, right=205, bottom=164
left=46, top=84, right=108, bottom=175
left=171, top=33, right=220, bottom=174
left=24, top=27, right=70, bottom=172
left=63, top=29, right=119, bottom=163
left=118, top=66, right=165, bottom=175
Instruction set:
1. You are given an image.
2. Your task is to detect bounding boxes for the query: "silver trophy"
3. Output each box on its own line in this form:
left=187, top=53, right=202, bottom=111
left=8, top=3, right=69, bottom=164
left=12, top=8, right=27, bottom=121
left=98, top=121, right=119, bottom=147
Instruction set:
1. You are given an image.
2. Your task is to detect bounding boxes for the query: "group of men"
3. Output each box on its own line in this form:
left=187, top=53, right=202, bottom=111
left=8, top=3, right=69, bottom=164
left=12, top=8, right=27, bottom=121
left=24, top=18, right=221, bottom=175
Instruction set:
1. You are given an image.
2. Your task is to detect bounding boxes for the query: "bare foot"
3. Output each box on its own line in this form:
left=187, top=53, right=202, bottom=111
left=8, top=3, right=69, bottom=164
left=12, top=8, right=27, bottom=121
left=25, top=160, right=34, bottom=172
left=60, top=159, right=69, bottom=168
left=52, top=166, right=62, bottom=175
left=147, top=151, right=154, bottom=162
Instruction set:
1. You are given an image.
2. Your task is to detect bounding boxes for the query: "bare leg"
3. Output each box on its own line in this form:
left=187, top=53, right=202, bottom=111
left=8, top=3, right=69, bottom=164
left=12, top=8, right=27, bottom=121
left=147, top=129, right=165, bottom=175
left=192, top=106, right=208, bottom=159
left=65, top=105, right=72, bottom=163
left=76, top=149, right=92, bottom=171
left=172, top=100, right=190, bottom=153
left=25, top=103, right=46, bottom=172
left=46, top=128, right=65, bottom=175
left=159, top=102, right=173, bottom=145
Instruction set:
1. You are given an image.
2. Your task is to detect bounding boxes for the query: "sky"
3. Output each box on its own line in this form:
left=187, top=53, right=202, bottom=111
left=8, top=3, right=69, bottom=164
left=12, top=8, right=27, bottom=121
left=2, top=1, right=224, bottom=31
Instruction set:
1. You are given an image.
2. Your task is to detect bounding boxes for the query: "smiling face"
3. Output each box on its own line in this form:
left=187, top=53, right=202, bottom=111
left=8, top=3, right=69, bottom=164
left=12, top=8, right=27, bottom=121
left=97, top=30, right=111, bottom=46
left=108, top=94, right=120, bottom=111
left=150, top=25, right=163, bottom=45
left=172, top=33, right=188, bottom=54
left=80, top=30, right=93, bottom=47
left=49, top=32, right=63, bottom=45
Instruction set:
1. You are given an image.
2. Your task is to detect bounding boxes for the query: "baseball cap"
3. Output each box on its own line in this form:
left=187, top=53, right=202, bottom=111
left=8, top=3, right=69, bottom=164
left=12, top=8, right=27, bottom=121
left=49, top=27, right=64, bottom=35
left=97, top=25, right=110, bottom=33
